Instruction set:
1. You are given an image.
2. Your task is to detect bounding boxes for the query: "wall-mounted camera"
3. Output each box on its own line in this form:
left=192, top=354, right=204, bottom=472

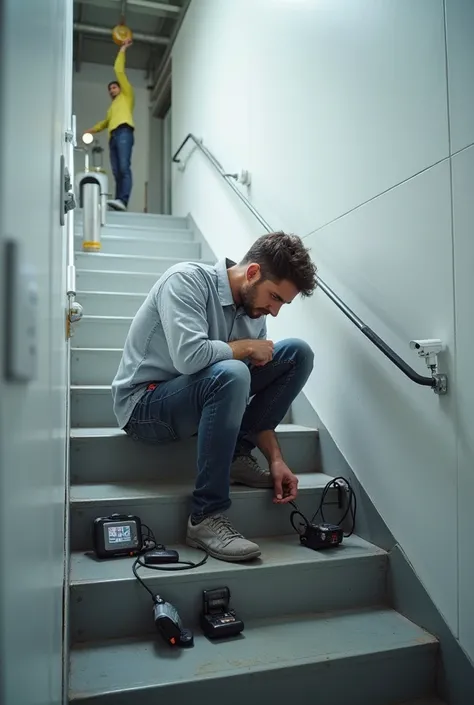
left=409, top=338, right=444, bottom=369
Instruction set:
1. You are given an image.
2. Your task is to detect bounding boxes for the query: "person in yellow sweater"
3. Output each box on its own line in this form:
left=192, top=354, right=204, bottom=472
left=86, top=39, right=135, bottom=211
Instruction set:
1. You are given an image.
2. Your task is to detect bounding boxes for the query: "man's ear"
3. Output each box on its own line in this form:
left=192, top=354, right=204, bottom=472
left=245, top=263, right=261, bottom=283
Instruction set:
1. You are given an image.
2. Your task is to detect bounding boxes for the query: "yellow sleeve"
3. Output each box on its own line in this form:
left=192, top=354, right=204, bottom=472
left=91, top=118, right=109, bottom=133
left=114, top=50, right=134, bottom=105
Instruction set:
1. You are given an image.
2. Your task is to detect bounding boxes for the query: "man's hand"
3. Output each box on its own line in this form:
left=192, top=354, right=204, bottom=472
left=270, top=459, right=298, bottom=504
left=248, top=339, right=274, bottom=367
left=120, top=38, right=133, bottom=51
left=228, top=339, right=273, bottom=365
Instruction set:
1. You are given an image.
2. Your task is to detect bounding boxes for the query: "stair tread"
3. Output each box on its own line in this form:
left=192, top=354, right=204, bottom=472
left=70, top=422, right=317, bottom=438
left=75, top=251, right=211, bottom=264
left=75, top=316, right=133, bottom=322
left=75, top=234, right=197, bottom=246
left=69, top=607, right=437, bottom=698
left=76, top=290, right=148, bottom=297
left=70, top=472, right=333, bottom=504
left=396, top=700, right=446, bottom=705
left=76, top=268, right=174, bottom=277
left=76, top=213, right=188, bottom=228
left=70, top=533, right=385, bottom=585
left=71, top=384, right=112, bottom=391
left=71, top=347, right=123, bottom=352
left=75, top=251, right=188, bottom=261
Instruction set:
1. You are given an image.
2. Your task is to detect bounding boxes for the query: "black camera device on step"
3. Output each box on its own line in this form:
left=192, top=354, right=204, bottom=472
left=200, top=587, right=244, bottom=639
left=93, top=513, right=143, bottom=558
left=300, top=522, right=343, bottom=550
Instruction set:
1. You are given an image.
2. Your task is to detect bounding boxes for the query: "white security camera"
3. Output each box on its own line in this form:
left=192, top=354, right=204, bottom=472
left=409, top=339, right=443, bottom=355
left=409, top=339, right=444, bottom=369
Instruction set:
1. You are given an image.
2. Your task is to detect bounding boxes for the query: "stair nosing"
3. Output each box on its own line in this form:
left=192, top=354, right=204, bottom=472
left=70, top=472, right=333, bottom=505
left=75, top=251, right=209, bottom=263
left=76, top=268, right=174, bottom=277
left=70, top=422, right=317, bottom=437
left=69, top=534, right=386, bottom=587
left=71, top=347, right=123, bottom=352
left=74, top=234, right=197, bottom=246
left=76, top=290, right=149, bottom=297
left=78, top=315, right=133, bottom=322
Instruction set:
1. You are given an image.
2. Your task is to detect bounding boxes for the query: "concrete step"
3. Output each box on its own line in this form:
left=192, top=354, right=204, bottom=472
left=75, top=210, right=189, bottom=230
left=395, top=700, right=446, bottom=705
left=75, top=292, right=146, bottom=319
left=76, top=269, right=160, bottom=293
left=74, top=234, right=201, bottom=260
left=75, top=224, right=194, bottom=242
left=69, top=472, right=334, bottom=549
left=70, top=424, right=320, bottom=483
left=69, top=534, right=387, bottom=643
left=75, top=251, right=209, bottom=275
left=71, top=348, right=123, bottom=385
left=68, top=608, right=438, bottom=705
left=72, top=318, right=132, bottom=350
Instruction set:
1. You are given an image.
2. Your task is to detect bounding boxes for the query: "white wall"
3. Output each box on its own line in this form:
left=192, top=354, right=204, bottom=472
left=73, top=61, right=150, bottom=213
left=147, top=115, right=164, bottom=213
left=0, top=0, right=70, bottom=702
left=172, top=0, right=474, bottom=659
left=447, top=0, right=474, bottom=663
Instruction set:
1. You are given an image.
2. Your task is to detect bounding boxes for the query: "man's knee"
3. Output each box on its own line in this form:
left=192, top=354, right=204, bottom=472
left=212, top=359, right=251, bottom=397
left=277, top=338, right=314, bottom=370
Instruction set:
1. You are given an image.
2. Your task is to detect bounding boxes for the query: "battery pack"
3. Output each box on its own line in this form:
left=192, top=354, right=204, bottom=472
left=144, top=549, right=179, bottom=565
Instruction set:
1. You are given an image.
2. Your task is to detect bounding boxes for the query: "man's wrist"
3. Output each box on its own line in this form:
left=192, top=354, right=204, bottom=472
left=246, top=340, right=255, bottom=358
left=229, top=339, right=254, bottom=360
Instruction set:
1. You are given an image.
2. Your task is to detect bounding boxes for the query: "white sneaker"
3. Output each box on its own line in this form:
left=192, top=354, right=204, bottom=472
left=107, top=198, right=127, bottom=211
left=230, top=454, right=273, bottom=488
left=186, top=514, right=261, bottom=562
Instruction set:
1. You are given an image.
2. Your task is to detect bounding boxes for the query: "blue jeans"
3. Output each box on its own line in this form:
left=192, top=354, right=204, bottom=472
left=109, top=124, right=134, bottom=206
left=125, top=338, right=314, bottom=518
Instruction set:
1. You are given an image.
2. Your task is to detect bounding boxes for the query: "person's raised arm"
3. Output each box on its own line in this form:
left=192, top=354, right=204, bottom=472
left=114, top=39, right=134, bottom=102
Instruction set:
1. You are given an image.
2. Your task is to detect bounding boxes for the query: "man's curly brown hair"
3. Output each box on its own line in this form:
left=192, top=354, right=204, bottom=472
left=240, top=232, right=317, bottom=297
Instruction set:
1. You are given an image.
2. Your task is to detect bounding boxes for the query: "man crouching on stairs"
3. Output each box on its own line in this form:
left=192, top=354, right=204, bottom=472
left=112, top=233, right=317, bottom=563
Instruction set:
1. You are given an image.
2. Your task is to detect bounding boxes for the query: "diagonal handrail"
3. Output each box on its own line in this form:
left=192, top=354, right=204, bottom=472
left=173, top=133, right=447, bottom=394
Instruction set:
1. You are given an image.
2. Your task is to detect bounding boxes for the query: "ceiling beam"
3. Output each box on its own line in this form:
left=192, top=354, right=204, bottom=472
left=73, top=22, right=170, bottom=45
left=74, top=0, right=180, bottom=17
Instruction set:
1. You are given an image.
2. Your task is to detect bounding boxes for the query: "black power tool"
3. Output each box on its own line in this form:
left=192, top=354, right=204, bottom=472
left=153, top=595, right=194, bottom=647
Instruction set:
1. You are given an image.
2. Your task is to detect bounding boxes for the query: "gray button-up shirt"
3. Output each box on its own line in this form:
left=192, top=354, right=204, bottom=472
left=111, top=258, right=267, bottom=428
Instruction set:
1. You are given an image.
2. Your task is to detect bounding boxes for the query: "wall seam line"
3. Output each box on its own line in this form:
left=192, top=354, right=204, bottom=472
left=302, top=139, right=474, bottom=240
left=442, top=0, right=460, bottom=642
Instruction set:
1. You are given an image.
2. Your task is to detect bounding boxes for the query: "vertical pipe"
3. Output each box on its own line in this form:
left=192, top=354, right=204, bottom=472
left=64, top=0, right=76, bottom=298
left=82, top=182, right=101, bottom=252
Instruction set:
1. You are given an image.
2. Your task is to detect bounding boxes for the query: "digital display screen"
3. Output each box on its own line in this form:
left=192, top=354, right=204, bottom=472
left=107, top=524, right=132, bottom=545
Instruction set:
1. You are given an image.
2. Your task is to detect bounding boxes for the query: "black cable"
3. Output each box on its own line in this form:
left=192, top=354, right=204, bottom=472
left=132, top=558, right=157, bottom=601
left=132, top=522, right=209, bottom=600
left=289, top=477, right=357, bottom=538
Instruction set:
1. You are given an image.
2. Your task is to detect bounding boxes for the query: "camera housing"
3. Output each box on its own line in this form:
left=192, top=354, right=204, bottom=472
left=409, top=338, right=444, bottom=369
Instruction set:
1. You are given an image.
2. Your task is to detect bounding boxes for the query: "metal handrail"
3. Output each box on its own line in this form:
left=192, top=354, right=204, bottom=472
left=173, top=133, right=447, bottom=394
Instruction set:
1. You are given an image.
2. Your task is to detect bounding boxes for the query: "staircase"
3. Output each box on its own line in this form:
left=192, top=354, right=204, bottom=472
left=68, top=211, right=445, bottom=705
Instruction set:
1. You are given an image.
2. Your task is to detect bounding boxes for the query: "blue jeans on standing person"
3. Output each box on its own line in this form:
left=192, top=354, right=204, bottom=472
left=109, top=124, right=134, bottom=206
left=124, top=338, right=314, bottom=519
